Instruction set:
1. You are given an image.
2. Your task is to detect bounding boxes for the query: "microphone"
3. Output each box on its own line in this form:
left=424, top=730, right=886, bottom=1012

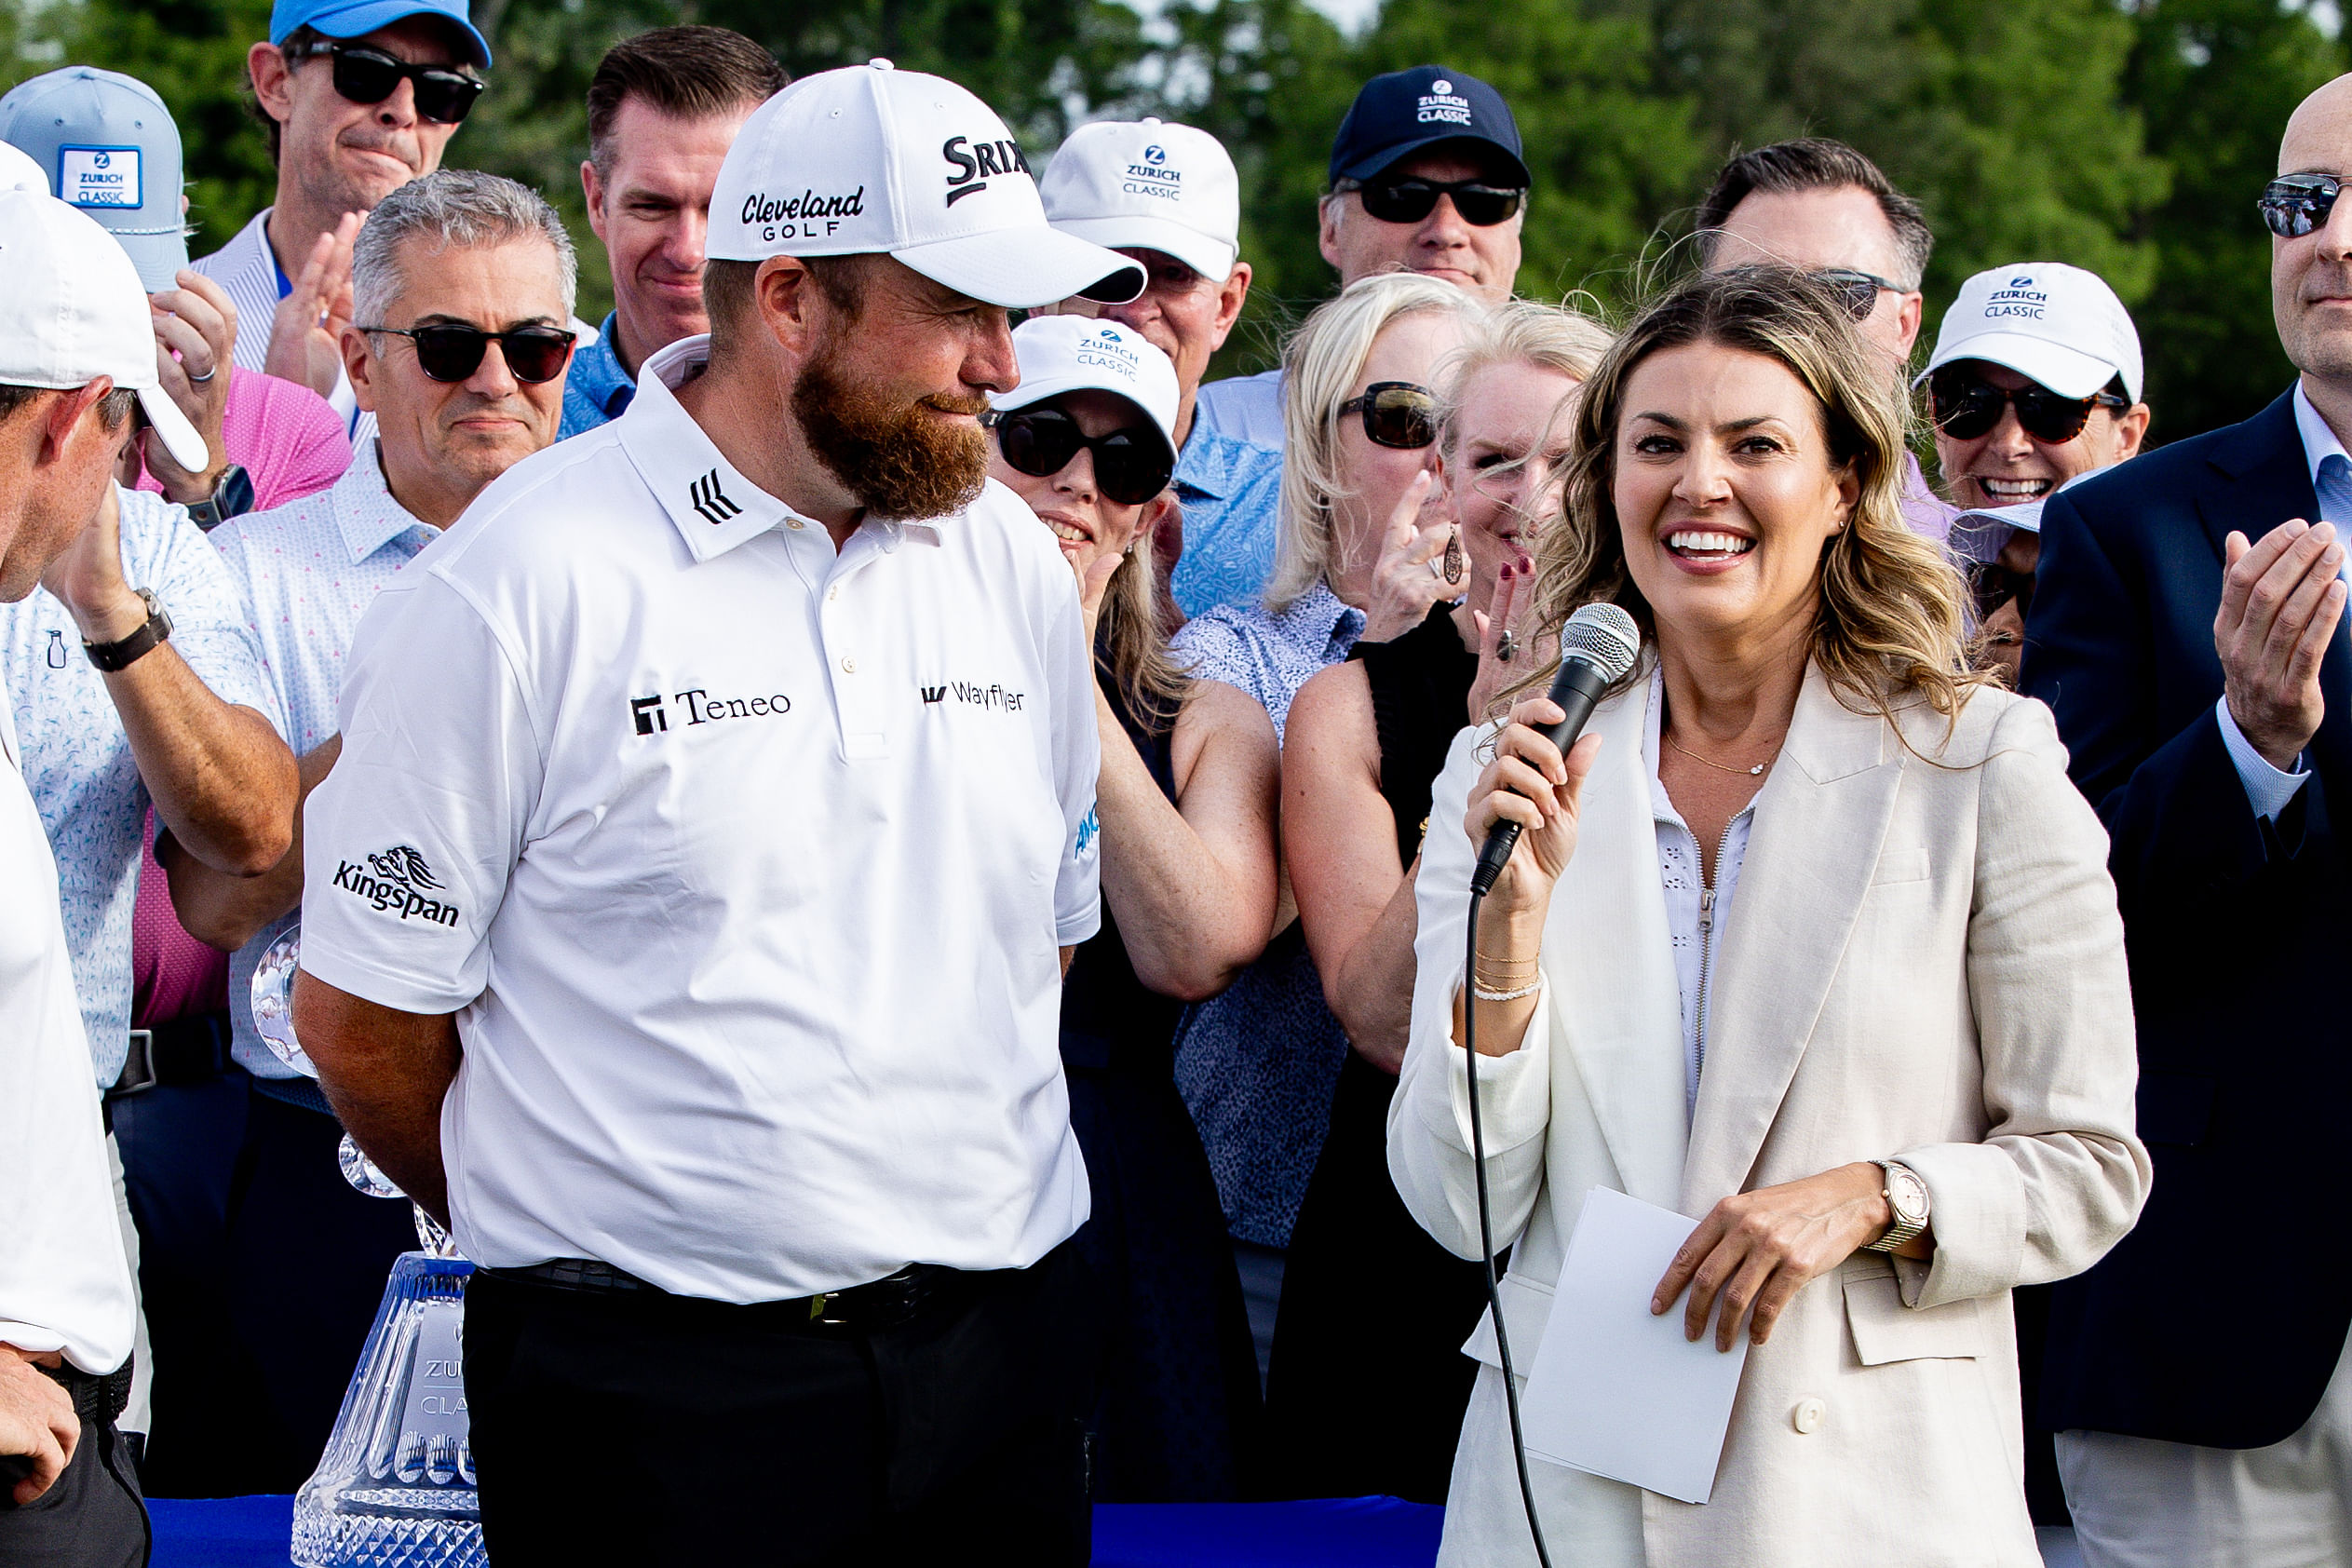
left=1468, top=602, right=1642, bottom=896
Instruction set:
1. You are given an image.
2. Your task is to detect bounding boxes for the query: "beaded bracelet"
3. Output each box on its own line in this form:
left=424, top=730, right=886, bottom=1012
left=1470, top=978, right=1543, bottom=1003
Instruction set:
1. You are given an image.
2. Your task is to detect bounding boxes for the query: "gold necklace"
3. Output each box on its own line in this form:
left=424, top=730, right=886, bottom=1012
left=1666, top=732, right=1779, bottom=778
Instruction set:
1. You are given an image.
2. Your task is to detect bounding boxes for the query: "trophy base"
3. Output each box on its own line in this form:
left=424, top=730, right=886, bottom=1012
left=292, top=1503, right=485, bottom=1568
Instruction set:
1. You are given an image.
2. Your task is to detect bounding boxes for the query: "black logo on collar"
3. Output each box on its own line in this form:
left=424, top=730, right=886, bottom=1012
left=690, top=469, right=742, bottom=526
left=941, top=135, right=1031, bottom=207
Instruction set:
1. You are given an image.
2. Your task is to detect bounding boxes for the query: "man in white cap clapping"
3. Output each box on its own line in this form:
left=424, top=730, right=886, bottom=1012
left=291, top=61, right=1142, bottom=1562
left=1923, top=261, right=2151, bottom=680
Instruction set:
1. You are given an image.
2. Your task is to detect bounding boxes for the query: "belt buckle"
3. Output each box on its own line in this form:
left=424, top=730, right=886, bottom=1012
left=109, top=1030, right=157, bottom=1100
left=808, top=1291, right=835, bottom=1324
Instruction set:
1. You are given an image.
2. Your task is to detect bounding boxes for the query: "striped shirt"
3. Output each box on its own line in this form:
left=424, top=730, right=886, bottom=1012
left=192, top=207, right=376, bottom=449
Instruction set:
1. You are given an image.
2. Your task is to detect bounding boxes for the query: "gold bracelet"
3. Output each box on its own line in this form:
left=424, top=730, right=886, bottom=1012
left=1473, top=951, right=1540, bottom=972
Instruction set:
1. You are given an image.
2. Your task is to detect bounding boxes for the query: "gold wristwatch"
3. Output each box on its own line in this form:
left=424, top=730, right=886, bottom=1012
left=1862, top=1158, right=1929, bottom=1254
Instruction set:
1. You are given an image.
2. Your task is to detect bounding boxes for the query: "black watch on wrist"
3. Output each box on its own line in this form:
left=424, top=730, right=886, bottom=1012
left=183, top=464, right=254, bottom=532
left=84, top=588, right=172, bottom=673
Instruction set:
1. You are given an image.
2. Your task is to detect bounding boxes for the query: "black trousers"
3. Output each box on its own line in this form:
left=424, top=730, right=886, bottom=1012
left=464, top=1242, right=1094, bottom=1567
left=0, top=1415, right=149, bottom=1567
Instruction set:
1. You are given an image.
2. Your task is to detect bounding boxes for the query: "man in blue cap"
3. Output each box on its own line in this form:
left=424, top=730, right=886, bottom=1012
left=1193, top=64, right=1528, bottom=448
left=193, top=0, right=489, bottom=435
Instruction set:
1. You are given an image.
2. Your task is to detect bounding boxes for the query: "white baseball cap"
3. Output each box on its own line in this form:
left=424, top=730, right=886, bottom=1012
left=0, top=190, right=209, bottom=470
left=1922, top=262, right=2143, bottom=404
left=0, top=139, right=47, bottom=194
left=1040, top=117, right=1240, bottom=284
left=708, top=60, right=1143, bottom=310
left=993, top=316, right=1180, bottom=473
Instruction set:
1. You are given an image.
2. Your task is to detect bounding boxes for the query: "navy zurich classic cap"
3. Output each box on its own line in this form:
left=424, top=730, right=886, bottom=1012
left=1329, top=65, right=1528, bottom=188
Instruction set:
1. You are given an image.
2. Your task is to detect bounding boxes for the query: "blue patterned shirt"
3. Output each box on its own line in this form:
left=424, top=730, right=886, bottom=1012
left=1169, top=426, right=1285, bottom=620
left=559, top=313, right=637, bottom=439
left=210, top=444, right=439, bottom=1078
left=0, top=488, right=285, bottom=1086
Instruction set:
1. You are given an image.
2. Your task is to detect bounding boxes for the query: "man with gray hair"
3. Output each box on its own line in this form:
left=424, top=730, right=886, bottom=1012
left=153, top=167, right=574, bottom=1492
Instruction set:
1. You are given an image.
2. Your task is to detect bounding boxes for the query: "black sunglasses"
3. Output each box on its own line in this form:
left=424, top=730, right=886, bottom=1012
left=359, top=323, right=575, bottom=385
left=1342, top=176, right=1526, bottom=228
left=1971, top=561, right=2034, bottom=625
left=1928, top=367, right=2127, bottom=445
left=1336, top=381, right=1439, bottom=450
left=2260, top=173, right=2344, bottom=239
left=983, top=407, right=1173, bottom=507
left=291, top=42, right=485, bottom=126
left=1812, top=267, right=1905, bottom=321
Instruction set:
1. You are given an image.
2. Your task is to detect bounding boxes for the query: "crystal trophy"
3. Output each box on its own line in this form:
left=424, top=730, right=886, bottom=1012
left=253, top=927, right=486, bottom=1568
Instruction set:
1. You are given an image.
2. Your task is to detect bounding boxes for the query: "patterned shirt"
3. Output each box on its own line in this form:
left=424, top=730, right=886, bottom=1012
left=0, top=488, right=285, bottom=1087
left=559, top=313, right=637, bottom=439
left=210, top=442, right=439, bottom=1078
left=1169, top=426, right=1284, bottom=619
left=1170, top=582, right=1366, bottom=1247
left=1192, top=367, right=1286, bottom=450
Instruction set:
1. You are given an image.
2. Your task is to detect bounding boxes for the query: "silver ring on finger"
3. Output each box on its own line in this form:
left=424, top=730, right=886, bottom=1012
left=187, top=366, right=216, bottom=384
left=1496, top=629, right=1518, bottom=662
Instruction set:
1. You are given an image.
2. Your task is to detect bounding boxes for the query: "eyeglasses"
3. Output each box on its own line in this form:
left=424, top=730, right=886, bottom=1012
left=982, top=407, right=1173, bottom=507
left=1336, top=381, right=1439, bottom=449
left=1927, top=367, right=2127, bottom=445
left=1812, top=267, right=1906, bottom=321
left=358, top=323, right=576, bottom=385
left=2260, top=173, right=2344, bottom=239
left=1341, top=177, right=1526, bottom=228
left=1971, top=561, right=2034, bottom=625
left=291, top=42, right=485, bottom=126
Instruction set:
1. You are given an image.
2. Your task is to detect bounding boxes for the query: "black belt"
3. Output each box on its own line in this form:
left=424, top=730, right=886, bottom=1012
left=37, top=1356, right=133, bottom=1428
left=106, top=1011, right=233, bottom=1100
left=498, top=1258, right=964, bottom=1331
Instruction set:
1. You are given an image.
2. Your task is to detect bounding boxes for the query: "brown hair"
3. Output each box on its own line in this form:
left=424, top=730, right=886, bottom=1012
left=0, top=384, right=134, bottom=428
left=587, top=27, right=787, bottom=182
left=1694, top=138, right=1932, bottom=291
left=1519, top=264, right=1981, bottom=730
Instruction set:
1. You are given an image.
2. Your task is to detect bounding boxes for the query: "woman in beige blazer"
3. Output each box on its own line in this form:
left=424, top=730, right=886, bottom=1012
left=1388, top=266, right=2149, bottom=1568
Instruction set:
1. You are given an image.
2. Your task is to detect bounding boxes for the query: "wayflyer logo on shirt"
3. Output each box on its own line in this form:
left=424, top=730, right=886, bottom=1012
left=332, top=845, right=460, bottom=928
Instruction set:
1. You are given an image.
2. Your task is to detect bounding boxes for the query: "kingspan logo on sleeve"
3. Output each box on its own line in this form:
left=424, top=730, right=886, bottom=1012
left=333, top=845, right=461, bottom=927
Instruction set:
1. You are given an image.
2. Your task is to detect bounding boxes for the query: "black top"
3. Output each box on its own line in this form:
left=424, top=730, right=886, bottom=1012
left=1059, top=676, right=1185, bottom=1077
left=1348, top=601, right=1479, bottom=866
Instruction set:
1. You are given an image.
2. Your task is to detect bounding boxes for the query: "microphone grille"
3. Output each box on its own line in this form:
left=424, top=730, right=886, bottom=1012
left=1559, top=602, right=1642, bottom=682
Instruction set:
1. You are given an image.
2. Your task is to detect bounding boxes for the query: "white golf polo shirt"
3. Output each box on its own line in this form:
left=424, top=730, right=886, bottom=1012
left=298, top=335, right=1103, bottom=1303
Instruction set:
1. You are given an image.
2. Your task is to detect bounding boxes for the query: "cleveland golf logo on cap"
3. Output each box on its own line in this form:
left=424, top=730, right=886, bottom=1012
left=942, top=133, right=1033, bottom=207
left=740, top=185, right=866, bottom=244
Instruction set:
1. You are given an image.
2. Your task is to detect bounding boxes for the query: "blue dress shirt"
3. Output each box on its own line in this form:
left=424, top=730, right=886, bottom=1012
left=559, top=313, right=638, bottom=439
left=1169, top=427, right=1284, bottom=619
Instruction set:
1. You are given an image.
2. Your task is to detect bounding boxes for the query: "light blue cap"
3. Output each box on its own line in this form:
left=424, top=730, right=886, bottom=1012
left=269, top=0, right=492, bottom=69
left=0, top=68, right=187, bottom=291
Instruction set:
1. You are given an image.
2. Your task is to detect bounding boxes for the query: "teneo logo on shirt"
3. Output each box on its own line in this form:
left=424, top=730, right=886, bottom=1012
left=58, top=146, right=142, bottom=210
left=740, top=185, right=865, bottom=244
left=1121, top=144, right=1183, bottom=203
left=941, top=134, right=1032, bottom=207
left=629, top=687, right=793, bottom=734
left=1983, top=277, right=2048, bottom=321
left=1416, top=80, right=1473, bottom=128
left=332, top=845, right=460, bottom=927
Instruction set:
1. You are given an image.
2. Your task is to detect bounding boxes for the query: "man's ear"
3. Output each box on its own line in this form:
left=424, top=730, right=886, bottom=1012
left=581, top=159, right=609, bottom=244
left=342, top=326, right=379, bottom=413
left=1317, top=196, right=1345, bottom=273
left=752, top=255, right=819, bottom=356
left=249, top=42, right=296, bottom=129
left=1210, top=261, right=1251, bottom=350
left=39, top=380, right=115, bottom=467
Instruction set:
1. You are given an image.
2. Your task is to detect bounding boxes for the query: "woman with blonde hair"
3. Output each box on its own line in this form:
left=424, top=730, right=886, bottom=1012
left=1269, top=300, right=1613, bottom=1500
left=1391, top=267, right=2148, bottom=1564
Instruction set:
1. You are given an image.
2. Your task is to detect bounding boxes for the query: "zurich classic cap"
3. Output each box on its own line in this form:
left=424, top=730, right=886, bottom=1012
left=1924, top=262, right=2143, bottom=405
left=1041, top=118, right=1239, bottom=283
left=269, top=0, right=491, bottom=69
left=1329, top=65, right=1528, bottom=188
left=709, top=61, right=1143, bottom=310
left=993, top=316, right=1180, bottom=474
left=0, top=191, right=209, bottom=471
left=0, top=68, right=187, bottom=291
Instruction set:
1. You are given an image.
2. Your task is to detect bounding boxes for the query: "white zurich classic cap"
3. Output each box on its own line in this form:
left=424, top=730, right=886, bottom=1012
left=1923, top=262, right=2143, bottom=404
left=708, top=60, right=1144, bottom=310
left=1040, top=117, right=1240, bottom=284
left=993, top=316, right=1181, bottom=471
left=0, top=190, right=207, bottom=470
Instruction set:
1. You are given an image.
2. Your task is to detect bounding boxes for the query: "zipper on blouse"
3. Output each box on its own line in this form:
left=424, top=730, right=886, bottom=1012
left=1692, top=818, right=1739, bottom=1086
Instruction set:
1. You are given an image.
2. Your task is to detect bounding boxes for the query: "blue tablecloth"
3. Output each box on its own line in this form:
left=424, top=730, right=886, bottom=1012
left=148, top=1494, right=1444, bottom=1566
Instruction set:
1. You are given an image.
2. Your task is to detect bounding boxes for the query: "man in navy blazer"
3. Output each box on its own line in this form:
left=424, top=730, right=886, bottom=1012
left=2023, top=73, right=2352, bottom=1562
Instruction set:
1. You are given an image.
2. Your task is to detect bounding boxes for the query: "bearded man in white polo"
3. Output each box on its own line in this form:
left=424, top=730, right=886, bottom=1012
left=290, top=61, right=1142, bottom=1564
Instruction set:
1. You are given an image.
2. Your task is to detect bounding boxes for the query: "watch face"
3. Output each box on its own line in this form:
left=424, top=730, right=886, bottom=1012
left=1887, top=1166, right=1928, bottom=1223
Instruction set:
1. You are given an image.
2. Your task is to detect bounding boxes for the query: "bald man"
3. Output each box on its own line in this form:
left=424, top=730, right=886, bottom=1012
left=2024, top=74, right=2352, bottom=1567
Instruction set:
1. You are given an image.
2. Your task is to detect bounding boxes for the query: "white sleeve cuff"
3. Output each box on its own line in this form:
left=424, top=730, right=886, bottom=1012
left=2214, top=696, right=2309, bottom=821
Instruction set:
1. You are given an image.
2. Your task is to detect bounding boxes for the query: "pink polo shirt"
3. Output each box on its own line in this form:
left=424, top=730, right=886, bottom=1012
left=135, top=367, right=351, bottom=513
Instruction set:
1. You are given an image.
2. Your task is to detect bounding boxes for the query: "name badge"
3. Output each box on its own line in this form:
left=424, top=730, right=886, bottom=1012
left=59, top=146, right=142, bottom=210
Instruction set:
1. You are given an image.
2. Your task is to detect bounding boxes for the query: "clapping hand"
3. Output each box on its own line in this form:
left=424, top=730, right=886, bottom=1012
left=144, top=270, right=237, bottom=502
left=1358, top=471, right=1455, bottom=643
left=2217, top=521, right=2345, bottom=772
left=265, top=212, right=361, bottom=399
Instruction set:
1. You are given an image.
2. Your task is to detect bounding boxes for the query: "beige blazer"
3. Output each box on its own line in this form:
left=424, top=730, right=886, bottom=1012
left=1389, top=664, right=2149, bottom=1568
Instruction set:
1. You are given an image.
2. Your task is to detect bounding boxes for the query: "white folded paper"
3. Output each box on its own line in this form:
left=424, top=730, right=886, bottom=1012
left=1520, top=1186, right=1749, bottom=1504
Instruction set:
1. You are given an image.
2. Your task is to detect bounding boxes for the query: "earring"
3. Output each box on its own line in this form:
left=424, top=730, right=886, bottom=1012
left=1443, top=527, right=1465, bottom=586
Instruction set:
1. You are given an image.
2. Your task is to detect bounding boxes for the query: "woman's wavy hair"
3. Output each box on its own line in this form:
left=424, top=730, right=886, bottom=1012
left=1521, top=264, right=1982, bottom=727
left=1094, top=493, right=1190, bottom=734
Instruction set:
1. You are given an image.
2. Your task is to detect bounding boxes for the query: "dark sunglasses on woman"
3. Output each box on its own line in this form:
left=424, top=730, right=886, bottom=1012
left=1812, top=267, right=1904, bottom=321
left=1337, top=381, right=1439, bottom=450
left=982, top=407, right=1174, bottom=507
left=289, top=41, right=485, bottom=126
left=2260, top=173, right=2343, bottom=239
left=1339, top=176, right=1526, bottom=228
left=1927, top=366, right=2128, bottom=445
left=359, top=323, right=576, bottom=385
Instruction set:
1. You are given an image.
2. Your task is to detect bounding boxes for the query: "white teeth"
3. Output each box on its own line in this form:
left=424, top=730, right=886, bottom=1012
left=1047, top=521, right=1088, bottom=543
left=1666, top=531, right=1755, bottom=555
left=1980, top=479, right=2051, bottom=498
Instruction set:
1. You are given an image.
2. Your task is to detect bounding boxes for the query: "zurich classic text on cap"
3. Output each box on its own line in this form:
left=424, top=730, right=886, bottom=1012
left=994, top=317, right=1180, bottom=473
left=1329, top=65, right=1528, bottom=188
left=1924, top=262, right=2143, bottom=405
left=1040, top=118, right=1240, bottom=283
left=269, top=0, right=491, bottom=69
left=0, top=68, right=187, bottom=291
left=0, top=191, right=210, bottom=471
left=708, top=61, right=1143, bottom=311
